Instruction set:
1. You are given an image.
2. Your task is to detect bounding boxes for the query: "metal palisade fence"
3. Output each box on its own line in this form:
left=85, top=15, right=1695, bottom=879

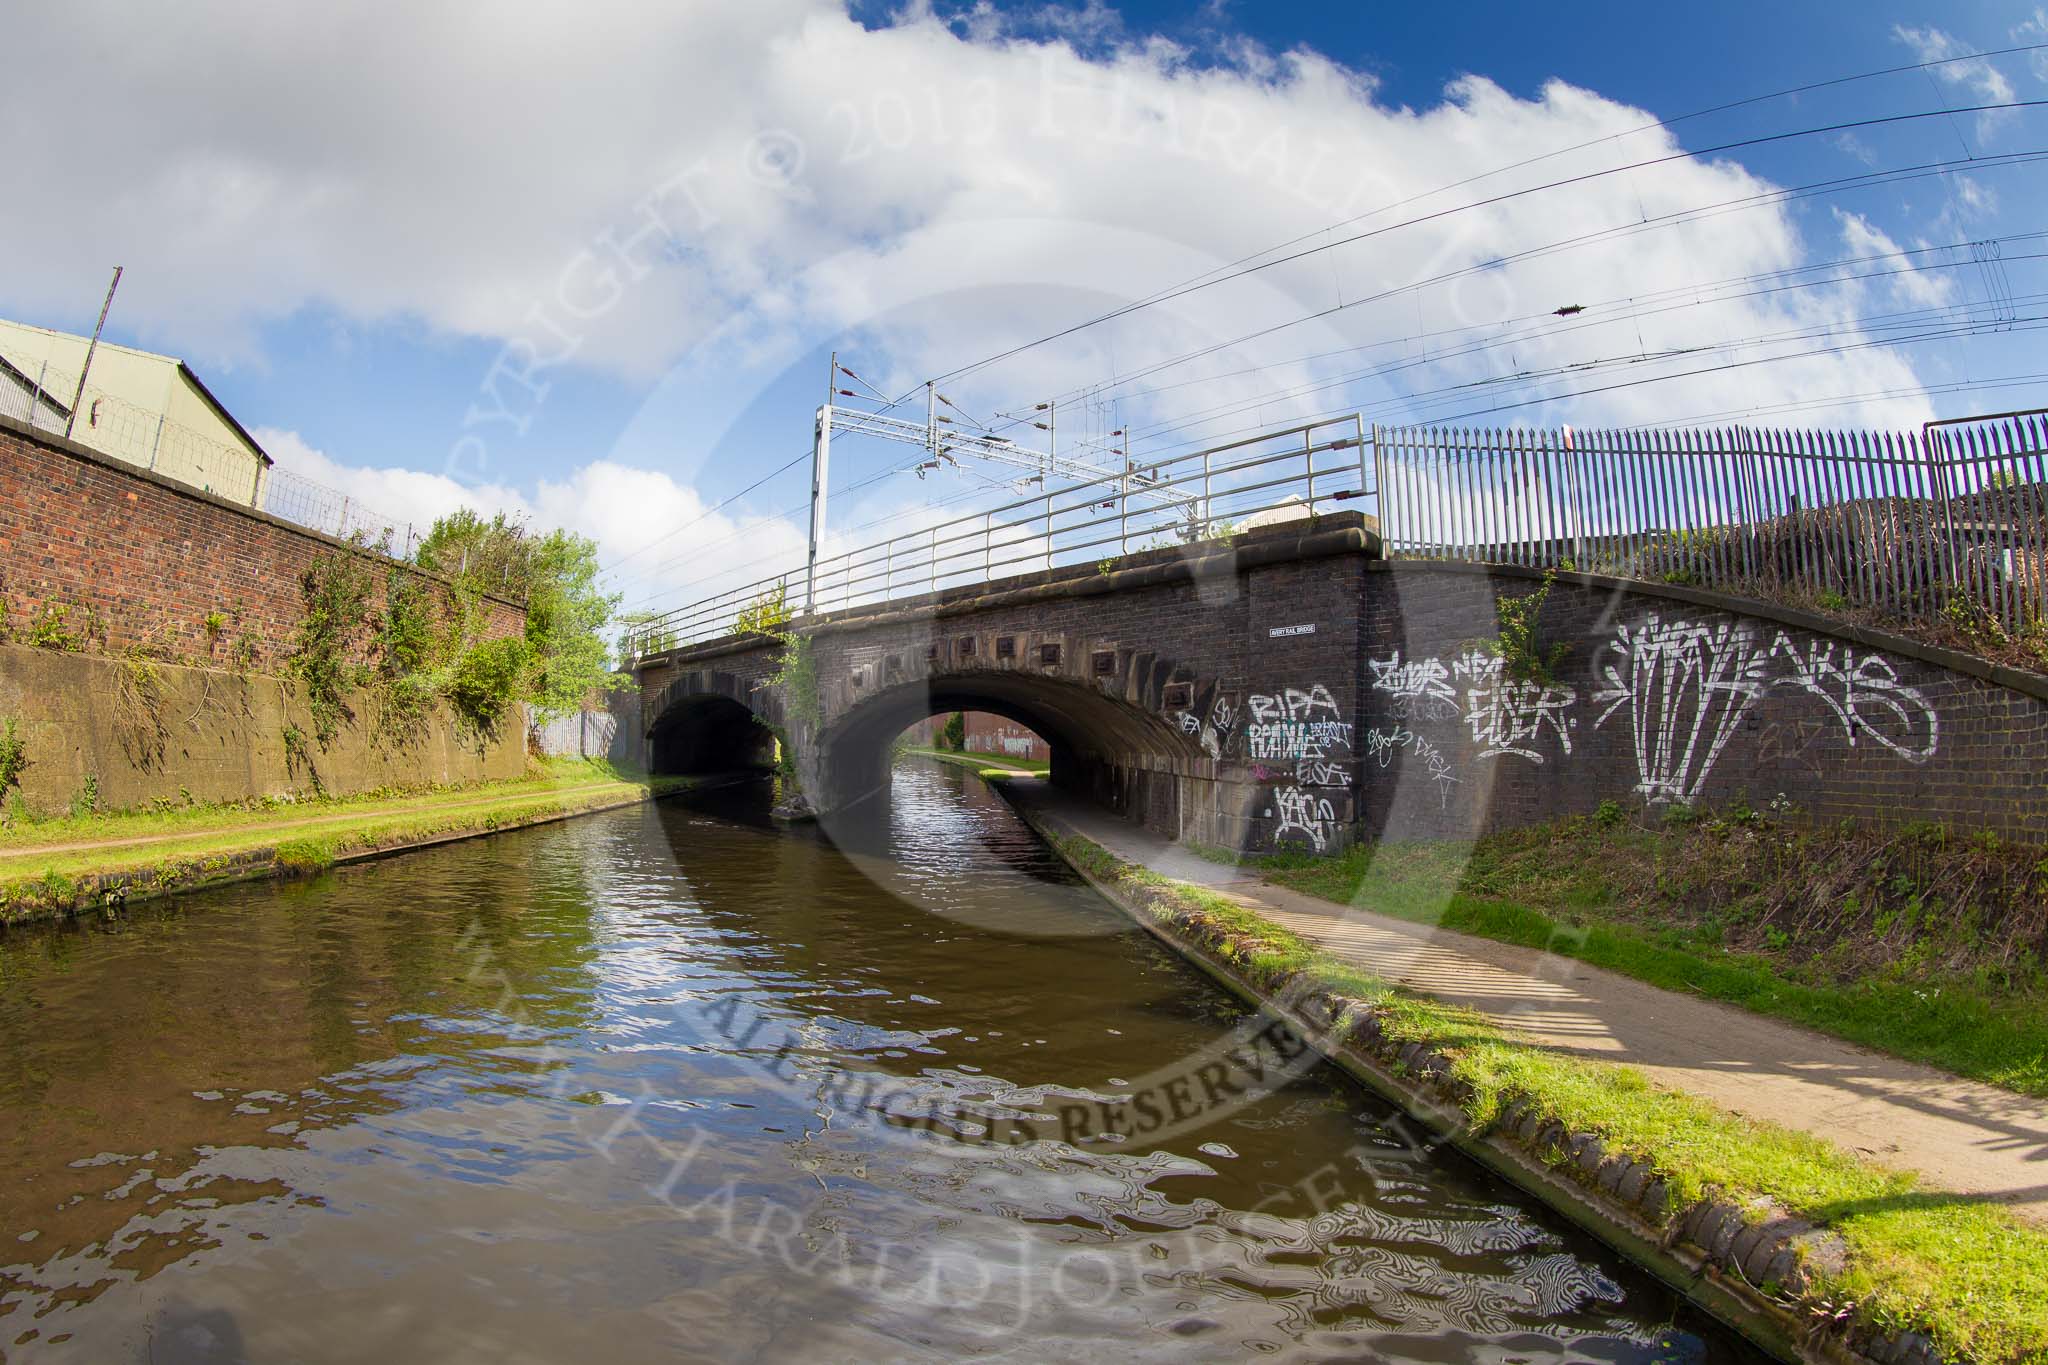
left=1375, top=410, right=2048, bottom=635
left=629, top=407, right=2048, bottom=659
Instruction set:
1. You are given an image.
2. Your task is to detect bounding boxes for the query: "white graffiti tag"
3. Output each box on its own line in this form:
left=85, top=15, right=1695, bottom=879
left=1245, top=684, right=1353, bottom=762
left=1368, top=652, right=1457, bottom=720
left=1769, top=634, right=1938, bottom=762
left=1593, top=616, right=1771, bottom=803
left=1365, top=725, right=1462, bottom=807
left=1273, top=786, right=1336, bottom=852
left=1454, top=652, right=1577, bottom=763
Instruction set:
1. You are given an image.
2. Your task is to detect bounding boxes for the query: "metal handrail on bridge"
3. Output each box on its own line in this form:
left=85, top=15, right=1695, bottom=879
left=623, top=414, right=1373, bottom=658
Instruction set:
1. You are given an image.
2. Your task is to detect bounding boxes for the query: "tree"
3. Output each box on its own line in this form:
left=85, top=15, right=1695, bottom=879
left=413, top=511, right=623, bottom=728
left=415, top=509, right=534, bottom=597
left=523, top=529, right=623, bottom=721
left=941, top=711, right=965, bottom=751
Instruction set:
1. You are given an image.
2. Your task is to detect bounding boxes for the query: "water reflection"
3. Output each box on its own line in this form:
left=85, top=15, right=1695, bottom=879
left=0, top=761, right=1757, bottom=1362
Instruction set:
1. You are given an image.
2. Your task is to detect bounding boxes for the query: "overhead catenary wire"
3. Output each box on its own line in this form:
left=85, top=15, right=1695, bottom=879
left=919, top=95, right=2048, bottom=392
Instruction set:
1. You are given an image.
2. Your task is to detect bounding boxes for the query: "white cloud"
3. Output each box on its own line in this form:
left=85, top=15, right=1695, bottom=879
left=8, top=2, right=1986, bottom=612
left=1833, top=211, right=1953, bottom=311
left=2018, top=8, right=2048, bottom=83
left=1892, top=24, right=2018, bottom=140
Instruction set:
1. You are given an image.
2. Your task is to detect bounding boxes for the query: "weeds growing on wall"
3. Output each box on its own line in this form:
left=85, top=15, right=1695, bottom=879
left=770, top=632, right=821, bottom=731
left=115, top=650, right=170, bottom=771
left=289, top=550, right=374, bottom=744
left=372, top=565, right=445, bottom=746
left=27, top=601, right=86, bottom=652
left=1478, top=570, right=1568, bottom=684
left=0, top=720, right=27, bottom=804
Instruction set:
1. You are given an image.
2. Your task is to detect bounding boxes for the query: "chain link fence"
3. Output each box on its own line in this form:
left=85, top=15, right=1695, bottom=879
left=1, top=347, right=418, bottom=555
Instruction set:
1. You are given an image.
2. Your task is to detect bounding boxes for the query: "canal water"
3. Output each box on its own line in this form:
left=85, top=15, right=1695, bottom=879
left=0, top=761, right=1761, bottom=1363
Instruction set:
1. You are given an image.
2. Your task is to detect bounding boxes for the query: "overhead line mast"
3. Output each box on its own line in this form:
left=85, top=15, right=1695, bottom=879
left=803, top=355, right=1198, bottom=612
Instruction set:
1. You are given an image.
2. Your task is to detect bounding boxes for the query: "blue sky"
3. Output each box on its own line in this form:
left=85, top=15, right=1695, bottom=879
left=5, top=1, right=2045, bottom=613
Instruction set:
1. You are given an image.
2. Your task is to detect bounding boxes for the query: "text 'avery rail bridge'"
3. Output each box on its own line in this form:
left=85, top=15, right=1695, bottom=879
left=626, top=411, right=2048, bottom=854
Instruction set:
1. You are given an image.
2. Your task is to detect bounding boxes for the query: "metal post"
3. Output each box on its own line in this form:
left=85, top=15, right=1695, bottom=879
left=1304, top=427, right=1316, bottom=515
left=806, top=352, right=835, bottom=614
left=1924, top=426, right=1961, bottom=596
left=64, top=265, right=122, bottom=441
left=147, top=413, right=165, bottom=470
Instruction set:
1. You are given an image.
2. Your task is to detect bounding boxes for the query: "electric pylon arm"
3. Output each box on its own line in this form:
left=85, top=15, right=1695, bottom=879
left=825, top=404, right=1198, bottom=509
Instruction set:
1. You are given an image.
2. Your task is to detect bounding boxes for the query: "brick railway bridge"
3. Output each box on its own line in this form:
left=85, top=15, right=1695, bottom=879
left=630, top=510, right=2048, bottom=853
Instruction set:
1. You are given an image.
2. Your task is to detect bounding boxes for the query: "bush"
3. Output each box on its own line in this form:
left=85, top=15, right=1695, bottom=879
left=446, top=636, right=532, bottom=732
left=941, top=711, right=966, bottom=751
left=734, top=584, right=791, bottom=637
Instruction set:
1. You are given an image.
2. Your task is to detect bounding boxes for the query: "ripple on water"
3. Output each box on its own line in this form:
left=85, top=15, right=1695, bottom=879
left=0, top=761, right=1756, bottom=1363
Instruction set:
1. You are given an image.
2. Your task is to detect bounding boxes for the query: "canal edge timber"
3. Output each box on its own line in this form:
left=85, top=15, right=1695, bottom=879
left=1003, top=787, right=1965, bottom=1365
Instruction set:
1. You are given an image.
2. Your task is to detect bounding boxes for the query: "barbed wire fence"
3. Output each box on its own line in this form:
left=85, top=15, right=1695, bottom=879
left=1, top=349, right=423, bottom=557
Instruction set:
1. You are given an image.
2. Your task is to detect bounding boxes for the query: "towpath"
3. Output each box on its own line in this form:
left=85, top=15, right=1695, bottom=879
left=1008, top=780, right=2048, bottom=1226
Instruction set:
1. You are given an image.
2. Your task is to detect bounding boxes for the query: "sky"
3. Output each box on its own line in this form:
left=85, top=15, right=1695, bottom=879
left=5, top=0, right=2047, bottom=620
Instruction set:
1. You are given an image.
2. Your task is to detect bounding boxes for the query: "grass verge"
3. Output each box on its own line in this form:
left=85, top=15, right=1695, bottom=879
left=0, top=759, right=689, bottom=923
left=900, top=746, right=1050, bottom=776
left=1241, top=810, right=2048, bottom=1100
left=1050, top=827, right=2048, bottom=1363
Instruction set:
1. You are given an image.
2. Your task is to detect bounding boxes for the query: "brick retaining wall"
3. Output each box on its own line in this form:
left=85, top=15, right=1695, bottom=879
left=1361, top=563, right=2048, bottom=844
left=0, top=416, right=522, bottom=673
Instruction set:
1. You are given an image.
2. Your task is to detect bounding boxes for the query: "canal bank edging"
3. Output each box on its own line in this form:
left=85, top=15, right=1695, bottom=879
left=1004, top=792, right=1939, bottom=1365
left=0, top=777, right=724, bottom=927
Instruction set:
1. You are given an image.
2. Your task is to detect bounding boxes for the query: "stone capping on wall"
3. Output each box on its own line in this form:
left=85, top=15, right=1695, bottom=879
left=0, top=412, right=524, bottom=615
left=1368, top=557, right=2048, bottom=706
left=648, top=512, right=1382, bottom=670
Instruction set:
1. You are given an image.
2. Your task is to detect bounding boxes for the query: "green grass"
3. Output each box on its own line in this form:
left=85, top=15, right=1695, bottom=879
left=1050, top=827, right=2048, bottom=1363
left=1246, top=825, right=2048, bottom=1100
left=900, top=745, right=1050, bottom=776
left=0, top=757, right=641, bottom=849
left=0, top=759, right=685, bottom=917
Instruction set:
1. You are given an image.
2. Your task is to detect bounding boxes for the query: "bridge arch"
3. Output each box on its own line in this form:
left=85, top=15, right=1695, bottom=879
left=646, top=669, right=780, bottom=776
left=813, top=665, right=1212, bottom=821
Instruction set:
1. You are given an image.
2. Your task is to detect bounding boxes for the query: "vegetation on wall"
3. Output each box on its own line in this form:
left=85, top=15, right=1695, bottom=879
left=1477, top=569, right=1568, bottom=684
left=0, top=720, right=27, bottom=805
left=288, top=549, right=374, bottom=744
left=416, top=509, right=625, bottom=730
left=770, top=632, right=820, bottom=731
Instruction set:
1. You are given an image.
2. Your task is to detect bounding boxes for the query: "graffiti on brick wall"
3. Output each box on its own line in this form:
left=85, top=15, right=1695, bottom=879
left=1273, top=786, right=1337, bottom=852
left=1767, top=635, right=1939, bottom=762
left=1370, top=649, right=1576, bottom=764
left=1172, top=692, right=1239, bottom=761
left=1242, top=683, right=1355, bottom=851
left=1367, top=652, right=1457, bottom=721
left=1453, top=651, right=1578, bottom=763
left=1369, top=613, right=1942, bottom=806
left=1591, top=617, right=1772, bottom=803
left=1245, top=685, right=1353, bottom=761
left=1365, top=725, right=1461, bottom=806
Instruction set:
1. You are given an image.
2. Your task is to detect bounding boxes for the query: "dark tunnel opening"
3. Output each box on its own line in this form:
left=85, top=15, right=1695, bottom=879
left=648, top=694, right=780, bottom=776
